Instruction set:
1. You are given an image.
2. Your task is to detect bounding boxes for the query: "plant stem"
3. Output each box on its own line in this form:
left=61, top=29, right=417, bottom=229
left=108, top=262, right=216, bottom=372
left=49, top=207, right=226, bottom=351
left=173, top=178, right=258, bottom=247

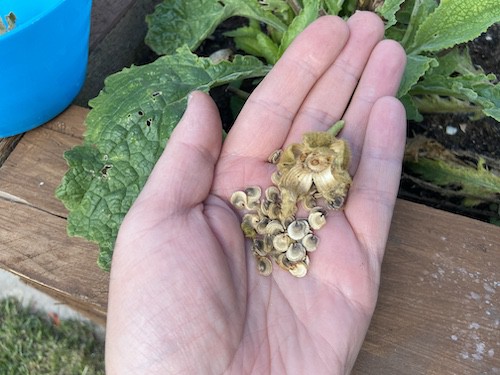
left=327, top=120, right=345, bottom=137
left=286, top=0, right=302, bottom=15
left=226, top=85, right=250, bottom=100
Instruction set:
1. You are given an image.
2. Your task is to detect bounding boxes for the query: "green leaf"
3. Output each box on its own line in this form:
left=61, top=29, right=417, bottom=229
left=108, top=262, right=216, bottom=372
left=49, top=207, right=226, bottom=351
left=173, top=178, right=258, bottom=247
left=145, top=0, right=288, bottom=56
left=225, top=20, right=280, bottom=64
left=376, top=0, right=406, bottom=29
left=383, top=0, right=438, bottom=47
left=145, top=0, right=226, bottom=55
left=408, top=0, right=500, bottom=54
left=222, top=0, right=288, bottom=33
left=399, top=94, right=424, bottom=121
left=278, top=0, right=321, bottom=57
left=56, top=47, right=270, bottom=270
left=397, top=54, right=438, bottom=97
left=322, top=0, right=345, bottom=15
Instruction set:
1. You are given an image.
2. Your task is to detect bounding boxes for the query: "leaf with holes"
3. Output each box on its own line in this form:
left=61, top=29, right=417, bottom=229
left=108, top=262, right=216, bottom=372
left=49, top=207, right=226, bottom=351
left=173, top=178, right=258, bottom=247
left=56, top=47, right=270, bottom=270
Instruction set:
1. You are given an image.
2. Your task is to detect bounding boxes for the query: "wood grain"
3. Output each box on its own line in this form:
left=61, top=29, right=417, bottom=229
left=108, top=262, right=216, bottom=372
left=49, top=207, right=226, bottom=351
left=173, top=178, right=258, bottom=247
left=353, top=202, right=500, bottom=374
left=0, top=107, right=108, bottom=325
left=0, top=105, right=498, bottom=373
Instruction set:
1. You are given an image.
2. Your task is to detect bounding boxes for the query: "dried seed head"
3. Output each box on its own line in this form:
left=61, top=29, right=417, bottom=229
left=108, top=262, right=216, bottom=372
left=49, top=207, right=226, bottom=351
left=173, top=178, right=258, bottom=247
left=302, top=193, right=317, bottom=211
left=302, top=233, right=319, bottom=252
left=256, top=256, right=273, bottom=276
left=289, top=261, right=308, bottom=278
left=287, top=219, right=310, bottom=241
left=286, top=243, right=307, bottom=262
left=308, top=209, right=327, bottom=230
left=304, top=150, right=334, bottom=173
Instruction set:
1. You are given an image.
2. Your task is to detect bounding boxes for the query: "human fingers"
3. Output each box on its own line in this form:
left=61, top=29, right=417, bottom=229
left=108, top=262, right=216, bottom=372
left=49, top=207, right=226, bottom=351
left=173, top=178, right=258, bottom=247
left=341, top=39, right=407, bottom=174
left=345, top=96, right=406, bottom=264
left=134, top=91, right=223, bottom=215
left=222, top=16, right=349, bottom=160
left=285, top=11, right=385, bottom=143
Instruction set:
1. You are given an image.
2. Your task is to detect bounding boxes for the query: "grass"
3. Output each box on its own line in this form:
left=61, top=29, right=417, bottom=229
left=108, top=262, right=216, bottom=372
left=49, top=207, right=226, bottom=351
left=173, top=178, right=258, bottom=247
left=0, top=297, right=105, bottom=374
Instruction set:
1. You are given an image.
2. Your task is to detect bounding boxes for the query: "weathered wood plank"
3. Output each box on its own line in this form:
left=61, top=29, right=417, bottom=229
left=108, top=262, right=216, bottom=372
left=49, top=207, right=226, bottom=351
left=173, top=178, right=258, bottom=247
left=0, top=135, right=23, bottom=167
left=0, top=199, right=107, bottom=325
left=0, top=107, right=107, bottom=325
left=353, top=202, right=500, bottom=374
left=0, top=107, right=88, bottom=218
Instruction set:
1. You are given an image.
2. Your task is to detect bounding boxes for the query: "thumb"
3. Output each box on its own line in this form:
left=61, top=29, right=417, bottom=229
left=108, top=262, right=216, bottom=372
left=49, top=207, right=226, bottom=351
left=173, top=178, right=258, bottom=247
left=137, top=91, right=223, bottom=213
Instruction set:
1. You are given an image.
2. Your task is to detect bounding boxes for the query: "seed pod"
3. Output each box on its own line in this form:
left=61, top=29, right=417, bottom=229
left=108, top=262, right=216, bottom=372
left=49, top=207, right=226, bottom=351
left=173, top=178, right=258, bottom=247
left=245, top=186, right=262, bottom=209
left=256, top=218, right=271, bottom=235
left=252, top=239, right=267, bottom=257
left=327, top=196, right=345, bottom=210
left=241, top=216, right=257, bottom=238
left=230, top=190, right=248, bottom=210
left=268, top=149, right=282, bottom=164
left=287, top=219, right=310, bottom=241
left=265, top=220, right=285, bottom=235
left=286, top=243, right=307, bottom=262
left=265, top=186, right=281, bottom=203
left=256, top=256, right=273, bottom=276
left=271, top=171, right=282, bottom=186
left=308, top=209, right=327, bottom=230
left=289, top=261, right=308, bottom=278
left=276, top=253, right=292, bottom=271
left=302, top=233, right=319, bottom=252
left=273, top=233, right=292, bottom=253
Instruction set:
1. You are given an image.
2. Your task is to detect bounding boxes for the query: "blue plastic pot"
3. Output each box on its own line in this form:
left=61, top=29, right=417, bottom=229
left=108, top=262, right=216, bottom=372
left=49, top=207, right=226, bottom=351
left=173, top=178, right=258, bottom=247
left=0, top=0, right=92, bottom=137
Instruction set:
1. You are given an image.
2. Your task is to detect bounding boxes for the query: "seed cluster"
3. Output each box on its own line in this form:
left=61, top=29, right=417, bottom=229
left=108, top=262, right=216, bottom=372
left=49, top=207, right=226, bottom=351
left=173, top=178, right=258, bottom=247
left=231, top=131, right=352, bottom=278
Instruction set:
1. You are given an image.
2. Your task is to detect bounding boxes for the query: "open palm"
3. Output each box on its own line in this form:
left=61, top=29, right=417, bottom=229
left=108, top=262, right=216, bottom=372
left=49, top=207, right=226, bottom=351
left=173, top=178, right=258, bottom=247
left=106, top=12, right=407, bottom=375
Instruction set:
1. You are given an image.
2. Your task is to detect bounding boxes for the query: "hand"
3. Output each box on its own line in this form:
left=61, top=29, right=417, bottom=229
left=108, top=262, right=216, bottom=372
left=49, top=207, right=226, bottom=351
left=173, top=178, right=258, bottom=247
left=106, top=12, right=407, bottom=374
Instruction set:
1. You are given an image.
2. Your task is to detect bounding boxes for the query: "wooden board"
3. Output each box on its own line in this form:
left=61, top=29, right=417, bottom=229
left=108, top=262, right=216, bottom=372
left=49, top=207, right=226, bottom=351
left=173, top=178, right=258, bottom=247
left=0, top=107, right=108, bottom=325
left=353, top=202, right=500, bottom=374
left=0, top=106, right=498, bottom=373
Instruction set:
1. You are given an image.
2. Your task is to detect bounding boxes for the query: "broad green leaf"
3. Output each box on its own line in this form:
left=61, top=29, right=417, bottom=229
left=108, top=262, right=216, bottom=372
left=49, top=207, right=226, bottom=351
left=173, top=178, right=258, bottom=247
left=57, top=47, right=270, bottom=270
left=386, top=0, right=438, bottom=49
left=278, top=0, right=320, bottom=57
left=408, top=0, right=500, bottom=54
left=145, top=0, right=226, bottom=55
left=376, top=0, right=406, bottom=29
left=397, top=54, right=438, bottom=97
